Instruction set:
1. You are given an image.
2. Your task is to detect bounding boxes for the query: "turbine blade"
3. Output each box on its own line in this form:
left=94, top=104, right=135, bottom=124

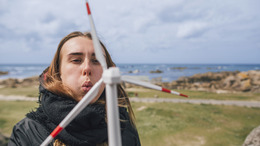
left=121, top=76, right=188, bottom=97
left=85, top=0, right=107, bottom=70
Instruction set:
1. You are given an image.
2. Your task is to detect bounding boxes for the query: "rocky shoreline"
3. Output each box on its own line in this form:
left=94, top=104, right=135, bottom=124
left=159, top=70, right=260, bottom=93
left=124, top=70, right=260, bottom=93
left=0, top=76, right=39, bottom=88
left=1, top=70, right=260, bottom=93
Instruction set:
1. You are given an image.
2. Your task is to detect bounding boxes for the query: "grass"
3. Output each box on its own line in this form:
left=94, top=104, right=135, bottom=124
left=1, top=86, right=260, bottom=101
left=126, top=87, right=260, bottom=101
left=0, top=101, right=259, bottom=146
left=0, top=101, right=38, bottom=135
left=133, top=102, right=260, bottom=146
left=0, top=86, right=39, bottom=97
left=0, top=87, right=260, bottom=145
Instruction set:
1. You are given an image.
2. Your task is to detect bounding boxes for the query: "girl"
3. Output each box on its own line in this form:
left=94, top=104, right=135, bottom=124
left=8, top=31, right=141, bottom=146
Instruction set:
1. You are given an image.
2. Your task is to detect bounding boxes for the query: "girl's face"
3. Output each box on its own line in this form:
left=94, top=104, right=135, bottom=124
left=60, top=36, right=105, bottom=102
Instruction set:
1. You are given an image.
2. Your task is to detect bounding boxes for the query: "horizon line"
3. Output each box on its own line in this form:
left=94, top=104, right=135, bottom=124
left=0, top=63, right=260, bottom=65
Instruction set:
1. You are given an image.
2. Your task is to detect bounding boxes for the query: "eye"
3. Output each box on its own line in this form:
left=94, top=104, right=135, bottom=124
left=91, top=59, right=100, bottom=64
left=72, top=58, right=82, bottom=63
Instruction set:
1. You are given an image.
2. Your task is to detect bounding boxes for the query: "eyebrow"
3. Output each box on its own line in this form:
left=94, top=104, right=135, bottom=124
left=68, top=52, right=96, bottom=56
left=68, top=52, right=83, bottom=56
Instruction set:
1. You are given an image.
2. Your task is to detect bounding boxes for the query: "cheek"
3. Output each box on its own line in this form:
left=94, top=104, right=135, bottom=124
left=92, top=67, right=103, bottom=81
left=60, top=64, right=81, bottom=86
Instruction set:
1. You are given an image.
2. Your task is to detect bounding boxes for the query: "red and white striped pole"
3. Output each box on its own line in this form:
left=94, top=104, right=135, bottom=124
left=85, top=0, right=107, bottom=70
left=121, top=76, right=188, bottom=97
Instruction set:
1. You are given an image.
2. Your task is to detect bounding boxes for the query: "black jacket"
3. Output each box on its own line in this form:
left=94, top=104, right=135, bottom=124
left=8, top=117, right=140, bottom=146
left=8, top=117, right=53, bottom=146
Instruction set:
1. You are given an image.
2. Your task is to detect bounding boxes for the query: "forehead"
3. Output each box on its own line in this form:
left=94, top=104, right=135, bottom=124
left=61, top=36, right=94, bottom=55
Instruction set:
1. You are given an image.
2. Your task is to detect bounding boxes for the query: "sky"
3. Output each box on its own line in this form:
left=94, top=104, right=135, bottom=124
left=0, top=0, right=260, bottom=64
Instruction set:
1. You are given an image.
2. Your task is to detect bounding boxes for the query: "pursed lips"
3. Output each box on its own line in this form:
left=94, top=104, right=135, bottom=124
left=82, top=81, right=93, bottom=92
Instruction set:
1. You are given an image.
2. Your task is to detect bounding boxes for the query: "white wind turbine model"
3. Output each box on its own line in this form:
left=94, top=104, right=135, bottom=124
left=40, top=1, right=188, bottom=146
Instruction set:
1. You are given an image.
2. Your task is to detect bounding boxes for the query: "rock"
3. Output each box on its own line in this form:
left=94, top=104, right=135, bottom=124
left=201, top=82, right=210, bottom=88
left=171, top=67, right=187, bottom=70
left=248, top=70, right=260, bottom=85
left=151, top=77, right=162, bottom=84
left=20, top=76, right=39, bottom=87
left=0, top=132, right=9, bottom=146
left=166, top=81, right=177, bottom=89
left=0, top=76, right=39, bottom=88
left=239, top=79, right=251, bottom=91
left=176, top=77, right=187, bottom=83
left=0, top=71, right=8, bottom=76
left=243, top=125, right=260, bottom=146
left=0, top=78, right=20, bottom=88
left=187, top=72, right=224, bottom=83
left=222, top=76, right=236, bottom=89
left=251, top=86, right=260, bottom=93
left=150, top=69, right=163, bottom=74
left=238, top=72, right=249, bottom=81
left=132, top=69, right=140, bottom=74
left=128, top=70, right=140, bottom=74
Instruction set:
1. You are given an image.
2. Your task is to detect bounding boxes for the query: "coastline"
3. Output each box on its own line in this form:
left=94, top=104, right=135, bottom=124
left=1, top=63, right=260, bottom=81
left=1, top=70, right=260, bottom=93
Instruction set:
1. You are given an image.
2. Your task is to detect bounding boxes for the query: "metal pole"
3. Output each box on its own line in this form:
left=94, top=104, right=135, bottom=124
left=103, top=67, right=122, bottom=146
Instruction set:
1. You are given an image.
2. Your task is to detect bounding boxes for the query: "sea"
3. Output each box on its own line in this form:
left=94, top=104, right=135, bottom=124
left=0, top=64, right=259, bottom=82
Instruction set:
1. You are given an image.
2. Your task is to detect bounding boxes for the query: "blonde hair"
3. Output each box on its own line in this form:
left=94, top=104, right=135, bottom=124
left=43, top=31, right=136, bottom=146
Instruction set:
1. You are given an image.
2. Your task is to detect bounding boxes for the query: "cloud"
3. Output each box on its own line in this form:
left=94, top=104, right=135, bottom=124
left=176, top=21, right=208, bottom=38
left=0, top=0, right=260, bottom=64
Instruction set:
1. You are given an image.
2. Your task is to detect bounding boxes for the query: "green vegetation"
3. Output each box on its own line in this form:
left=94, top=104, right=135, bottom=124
left=0, top=87, right=260, bottom=145
left=1, top=86, right=260, bottom=101
left=0, top=100, right=259, bottom=145
left=126, top=88, right=260, bottom=101
left=0, top=101, right=38, bottom=135
left=0, top=86, right=39, bottom=97
left=133, top=102, right=260, bottom=146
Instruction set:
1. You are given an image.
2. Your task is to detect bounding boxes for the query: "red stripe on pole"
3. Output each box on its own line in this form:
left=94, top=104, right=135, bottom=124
left=86, top=2, right=91, bottom=15
left=50, top=125, right=63, bottom=138
left=162, top=88, right=171, bottom=93
left=180, top=93, right=188, bottom=98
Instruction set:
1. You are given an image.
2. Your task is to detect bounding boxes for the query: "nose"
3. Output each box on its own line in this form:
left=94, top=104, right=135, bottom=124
left=83, top=61, right=92, bottom=76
